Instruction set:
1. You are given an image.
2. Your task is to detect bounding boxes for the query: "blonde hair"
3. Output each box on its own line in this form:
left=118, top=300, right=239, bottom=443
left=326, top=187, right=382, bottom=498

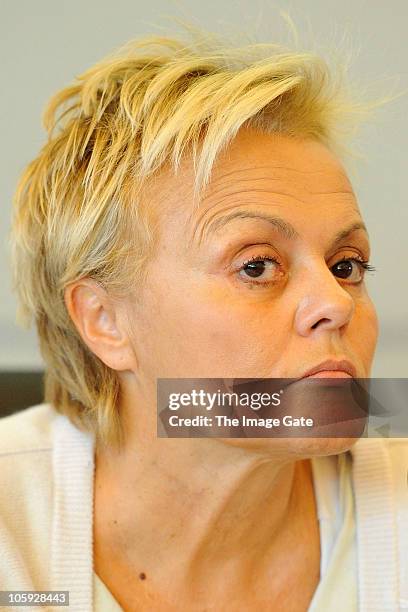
left=10, top=23, right=393, bottom=447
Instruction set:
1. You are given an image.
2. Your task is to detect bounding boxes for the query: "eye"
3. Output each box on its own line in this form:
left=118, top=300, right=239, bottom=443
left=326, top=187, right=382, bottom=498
left=238, top=255, right=282, bottom=284
left=331, top=257, right=376, bottom=283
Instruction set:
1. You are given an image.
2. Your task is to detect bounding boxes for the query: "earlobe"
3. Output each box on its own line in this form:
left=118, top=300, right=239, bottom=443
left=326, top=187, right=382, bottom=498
left=64, top=279, right=135, bottom=371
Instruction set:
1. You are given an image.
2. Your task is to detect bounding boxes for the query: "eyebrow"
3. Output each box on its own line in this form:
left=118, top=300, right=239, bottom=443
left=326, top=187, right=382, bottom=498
left=202, top=211, right=368, bottom=245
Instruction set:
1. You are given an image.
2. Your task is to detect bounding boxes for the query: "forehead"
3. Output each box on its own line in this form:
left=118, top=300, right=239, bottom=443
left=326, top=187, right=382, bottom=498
left=147, top=127, right=358, bottom=237
left=200, top=127, right=354, bottom=206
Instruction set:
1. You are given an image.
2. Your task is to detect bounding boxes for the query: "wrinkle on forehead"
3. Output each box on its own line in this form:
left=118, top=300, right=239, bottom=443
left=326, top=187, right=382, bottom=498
left=201, top=164, right=350, bottom=185
left=145, top=132, right=357, bottom=249
left=187, top=165, right=357, bottom=246
left=199, top=163, right=353, bottom=200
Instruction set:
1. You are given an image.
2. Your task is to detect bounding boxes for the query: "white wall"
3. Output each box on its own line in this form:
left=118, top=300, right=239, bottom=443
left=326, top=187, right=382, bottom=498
left=1, top=0, right=407, bottom=375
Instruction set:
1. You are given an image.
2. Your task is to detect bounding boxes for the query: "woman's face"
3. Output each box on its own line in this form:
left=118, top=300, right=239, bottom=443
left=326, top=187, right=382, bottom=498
left=125, top=128, right=378, bottom=450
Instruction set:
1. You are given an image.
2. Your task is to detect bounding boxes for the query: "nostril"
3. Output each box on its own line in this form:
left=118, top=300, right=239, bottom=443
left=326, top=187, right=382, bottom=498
left=311, top=317, right=330, bottom=329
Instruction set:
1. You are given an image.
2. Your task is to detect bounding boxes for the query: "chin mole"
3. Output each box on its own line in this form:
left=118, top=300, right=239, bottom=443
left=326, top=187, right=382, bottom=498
left=139, top=572, right=146, bottom=580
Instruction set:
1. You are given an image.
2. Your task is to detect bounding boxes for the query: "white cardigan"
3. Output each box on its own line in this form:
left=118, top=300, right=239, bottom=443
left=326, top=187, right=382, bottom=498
left=0, top=403, right=407, bottom=611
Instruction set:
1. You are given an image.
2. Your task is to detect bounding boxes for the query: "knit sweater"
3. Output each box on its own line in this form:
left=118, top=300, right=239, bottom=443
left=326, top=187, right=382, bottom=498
left=0, top=403, right=407, bottom=611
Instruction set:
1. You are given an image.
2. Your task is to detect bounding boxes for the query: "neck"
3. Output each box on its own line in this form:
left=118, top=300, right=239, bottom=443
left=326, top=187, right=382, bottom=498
left=93, top=381, right=320, bottom=605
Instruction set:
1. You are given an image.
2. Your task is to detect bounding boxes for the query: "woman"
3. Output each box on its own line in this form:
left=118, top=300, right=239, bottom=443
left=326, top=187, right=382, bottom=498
left=1, top=27, right=407, bottom=612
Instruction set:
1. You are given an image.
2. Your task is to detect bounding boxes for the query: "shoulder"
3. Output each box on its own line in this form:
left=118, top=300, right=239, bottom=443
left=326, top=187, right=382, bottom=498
left=0, top=405, right=58, bottom=589
left=0, top=403, right=57, bottom=495
left=0, top=403, right=58, bottom=455
left=351, top=435, right=408, bottom=461
left=349, top=436, right=407, bottom=515
left=0, top=403, right=59, bottom=519
left=349, top=437, right=408, bottom=607
left=381, top=436, right=408, bottom=457
left=0, top=403, right=94, bottom=590
left=381, top=437, right=408, bottom=496
left=0, top=401, right=94, bottom=489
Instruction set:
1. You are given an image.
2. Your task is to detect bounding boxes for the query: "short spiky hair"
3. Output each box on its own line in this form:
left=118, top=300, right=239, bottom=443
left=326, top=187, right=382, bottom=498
left=10, top=24, right=384, bottom=447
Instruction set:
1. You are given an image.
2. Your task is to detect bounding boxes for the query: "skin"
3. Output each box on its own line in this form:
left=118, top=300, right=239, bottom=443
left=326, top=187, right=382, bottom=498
left=65, top=127, right=378, bottom=611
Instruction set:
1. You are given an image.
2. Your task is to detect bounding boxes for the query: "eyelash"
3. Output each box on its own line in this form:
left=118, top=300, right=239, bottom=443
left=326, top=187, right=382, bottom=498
left=336, top=256, right=376, bottom=273
left=238, top=254, right=376, bottom=286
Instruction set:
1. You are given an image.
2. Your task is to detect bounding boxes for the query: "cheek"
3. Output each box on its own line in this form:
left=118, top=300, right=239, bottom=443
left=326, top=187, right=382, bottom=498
left=171, top=291, right=290, bottom=377
left=351, top=294, right=379, bottom=364
left=134, top=278, right=289, bottom=378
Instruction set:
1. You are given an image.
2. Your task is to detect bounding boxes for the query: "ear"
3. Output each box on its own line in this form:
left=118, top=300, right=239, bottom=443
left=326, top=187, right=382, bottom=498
left=64, top=279, right=136, bottom=372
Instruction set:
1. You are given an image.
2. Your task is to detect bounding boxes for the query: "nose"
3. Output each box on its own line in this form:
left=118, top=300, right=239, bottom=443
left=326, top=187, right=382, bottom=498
left=294, top=265, right=355, bottom=337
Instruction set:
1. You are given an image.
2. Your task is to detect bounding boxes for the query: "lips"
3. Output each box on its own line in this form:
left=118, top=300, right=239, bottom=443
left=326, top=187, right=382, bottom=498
left=299, top=359, right=357, bottom=380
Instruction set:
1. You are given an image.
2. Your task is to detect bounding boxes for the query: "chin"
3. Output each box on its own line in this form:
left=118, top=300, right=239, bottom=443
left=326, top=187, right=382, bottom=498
left=220, top=435, right=363, bottom=460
